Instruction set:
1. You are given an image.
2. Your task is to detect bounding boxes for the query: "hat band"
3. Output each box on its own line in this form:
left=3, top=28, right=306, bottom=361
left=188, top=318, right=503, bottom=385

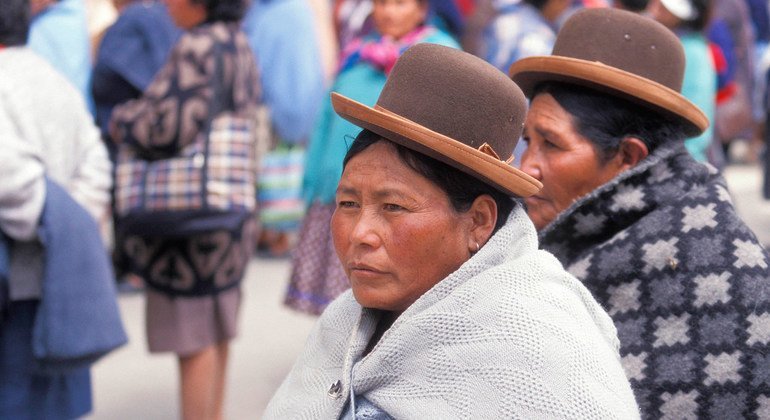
left=372, top=105, right=515, bottom=164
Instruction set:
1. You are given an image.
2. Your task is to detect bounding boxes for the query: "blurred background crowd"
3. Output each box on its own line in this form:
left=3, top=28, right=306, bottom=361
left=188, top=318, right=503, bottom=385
left=21, top=0, right=770, bottom=314
left=3, top=0, right=770, bottom=417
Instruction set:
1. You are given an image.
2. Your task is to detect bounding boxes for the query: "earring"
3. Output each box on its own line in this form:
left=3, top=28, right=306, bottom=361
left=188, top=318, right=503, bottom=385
left=475, top=242, right=480, bottom=252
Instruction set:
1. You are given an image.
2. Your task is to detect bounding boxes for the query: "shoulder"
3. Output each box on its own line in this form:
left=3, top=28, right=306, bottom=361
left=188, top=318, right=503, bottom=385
left=316, top=290, right=360, bottom=329
left=0, top=48, right=83, bottom=101
left=167, top=24, right=228, bottom=66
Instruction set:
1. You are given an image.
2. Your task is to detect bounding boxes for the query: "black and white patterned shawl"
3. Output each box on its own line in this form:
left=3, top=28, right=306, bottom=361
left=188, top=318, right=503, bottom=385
left=539, top=141, right=770, bottom=419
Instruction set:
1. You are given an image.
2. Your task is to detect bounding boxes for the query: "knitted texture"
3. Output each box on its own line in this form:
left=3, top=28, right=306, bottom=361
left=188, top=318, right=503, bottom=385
left=264, top=207, right=639, bottom=419
left=539, top=142, right=770, bottom=419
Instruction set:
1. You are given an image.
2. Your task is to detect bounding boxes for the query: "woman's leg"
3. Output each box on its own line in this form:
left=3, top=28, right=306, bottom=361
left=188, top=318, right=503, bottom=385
left=212, top=340, right=230, bottom=420
left=179, top=345, right=218, bottom=420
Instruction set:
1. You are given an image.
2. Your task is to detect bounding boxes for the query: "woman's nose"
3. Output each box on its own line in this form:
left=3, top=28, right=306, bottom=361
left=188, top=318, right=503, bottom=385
left=520, top=149, right=542, bottom=181
left=350, top=211, right=382, bottom=248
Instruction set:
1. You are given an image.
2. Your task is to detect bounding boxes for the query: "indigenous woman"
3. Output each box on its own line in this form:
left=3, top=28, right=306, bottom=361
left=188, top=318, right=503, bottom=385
left=109, top=0, right=262, bottom=417
left=266, top=43, right=638, bottom=419
left=510, top=8, right=770, bottom=418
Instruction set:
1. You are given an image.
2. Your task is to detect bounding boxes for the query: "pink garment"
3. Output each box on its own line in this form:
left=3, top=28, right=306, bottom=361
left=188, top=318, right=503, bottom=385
left=338, top=25, right=435, bottom=74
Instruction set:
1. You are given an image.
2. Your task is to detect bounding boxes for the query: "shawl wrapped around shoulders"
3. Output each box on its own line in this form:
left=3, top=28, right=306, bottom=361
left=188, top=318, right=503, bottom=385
left=539, top=142, right=770, bottom=419
left=264, top=206, right=639, bottom=419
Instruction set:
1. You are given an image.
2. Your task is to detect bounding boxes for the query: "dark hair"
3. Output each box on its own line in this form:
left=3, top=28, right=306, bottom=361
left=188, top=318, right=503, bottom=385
left=194, top=0, right=247, bottom=22
left=523, top=0, right=549, bottom=10
left=533, top=82, right=689, bottom=162
left=342, top=130, right=517, bottom=234
left=680, top=0, right=712, bottom=32
left=614, top=0, right=649, bottom=12
left=0, top=0, right=30, bottom=46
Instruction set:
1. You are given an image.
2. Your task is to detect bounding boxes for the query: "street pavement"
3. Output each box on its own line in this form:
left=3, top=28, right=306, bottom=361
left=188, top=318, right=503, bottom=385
left=85, top=257, right=317, bottom=420
left=84, top=161, right=770, bottom=419
left=723, top=162, right=770, bottom=246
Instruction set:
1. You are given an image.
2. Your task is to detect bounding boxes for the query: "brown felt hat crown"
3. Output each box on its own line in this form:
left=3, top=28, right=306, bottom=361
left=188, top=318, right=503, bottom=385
left=332, top=43, right=542, bottom=197
left=509, top=7, right=708, bottom=136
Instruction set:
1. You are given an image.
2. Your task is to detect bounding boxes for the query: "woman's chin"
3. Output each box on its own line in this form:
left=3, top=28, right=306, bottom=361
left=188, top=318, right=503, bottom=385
left=351, top=286, right=393, bottom=311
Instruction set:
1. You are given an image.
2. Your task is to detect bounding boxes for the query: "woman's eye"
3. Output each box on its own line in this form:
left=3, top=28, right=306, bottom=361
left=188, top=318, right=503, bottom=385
left=337, top=200, right=357, bottom=209
left=383, top=203, right=404, bottom=211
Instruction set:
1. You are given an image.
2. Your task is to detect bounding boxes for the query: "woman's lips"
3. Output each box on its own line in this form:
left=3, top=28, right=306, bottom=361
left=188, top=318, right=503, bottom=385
left=348, top=263, right=386, bottom=279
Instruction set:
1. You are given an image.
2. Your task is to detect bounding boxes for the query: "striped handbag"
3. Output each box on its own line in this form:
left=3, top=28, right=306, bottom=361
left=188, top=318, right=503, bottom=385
left=113, top=42, right=260, bottom=237
left=114, top=110, right=258, bottom=236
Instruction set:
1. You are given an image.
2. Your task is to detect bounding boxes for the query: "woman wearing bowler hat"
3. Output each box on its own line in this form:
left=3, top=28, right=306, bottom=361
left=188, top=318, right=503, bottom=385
left=510, top=8, right=770, bottom=418
left=264, top=43, right=638, bottom=419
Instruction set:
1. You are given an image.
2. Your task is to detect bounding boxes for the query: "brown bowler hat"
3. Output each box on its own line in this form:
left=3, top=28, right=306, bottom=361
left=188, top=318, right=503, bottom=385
left=509, top=8, right=708, bottom=136
left=331, top=43, right=542, bottom=197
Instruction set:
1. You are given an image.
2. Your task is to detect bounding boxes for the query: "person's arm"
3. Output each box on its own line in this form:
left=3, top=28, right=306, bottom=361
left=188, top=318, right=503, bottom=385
left=109, top=30, right=213, bottom=158
left=0, top=119, right=46, bottom=241
left=68, top=106, right=113, bottom=225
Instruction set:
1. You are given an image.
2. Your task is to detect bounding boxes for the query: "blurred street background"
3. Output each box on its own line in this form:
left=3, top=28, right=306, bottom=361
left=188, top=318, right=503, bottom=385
left=85, top=257, right=317, bottom=420
left=83, top=159, right=770, bottom=420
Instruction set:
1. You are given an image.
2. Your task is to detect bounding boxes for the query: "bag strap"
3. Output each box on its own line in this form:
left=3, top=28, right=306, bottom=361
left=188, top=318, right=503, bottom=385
left=200, top=32, right=227, bottom=210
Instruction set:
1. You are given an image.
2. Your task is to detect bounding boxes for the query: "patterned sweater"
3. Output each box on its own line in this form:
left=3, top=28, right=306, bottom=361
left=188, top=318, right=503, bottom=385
left=110, top=21, right=262, bottom=158
left=265, top=207, right=639, bottom=419
left=539, top=142, right=770, bottom=419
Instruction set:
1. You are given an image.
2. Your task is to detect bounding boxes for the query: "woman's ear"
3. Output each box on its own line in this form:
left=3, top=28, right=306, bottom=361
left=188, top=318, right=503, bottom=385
left=467, top=194, right=497, bottom=249
left=618, top=137, right=649, bottom=170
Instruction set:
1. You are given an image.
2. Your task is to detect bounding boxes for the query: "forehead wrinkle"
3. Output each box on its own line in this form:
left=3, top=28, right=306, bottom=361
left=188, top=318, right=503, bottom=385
left=336, top=185, right=359, bottom=196
left=336, top=183, right=415, bottom=202
left=371, top=187, right=414, bottom=202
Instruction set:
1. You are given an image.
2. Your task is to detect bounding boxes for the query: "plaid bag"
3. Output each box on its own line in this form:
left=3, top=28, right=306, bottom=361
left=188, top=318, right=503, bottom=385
left=114, top=112, right=257, bottom=236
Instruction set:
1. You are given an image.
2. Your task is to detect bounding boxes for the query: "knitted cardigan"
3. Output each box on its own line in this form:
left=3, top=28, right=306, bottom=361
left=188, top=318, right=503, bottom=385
left=539, top=142, right=770, bottom=419
left=265, top=207, right=639, bottom=419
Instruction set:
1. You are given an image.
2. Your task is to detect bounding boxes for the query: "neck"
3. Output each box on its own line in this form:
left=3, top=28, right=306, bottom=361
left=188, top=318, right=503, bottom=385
left=363, top=310, right=400, bottom=356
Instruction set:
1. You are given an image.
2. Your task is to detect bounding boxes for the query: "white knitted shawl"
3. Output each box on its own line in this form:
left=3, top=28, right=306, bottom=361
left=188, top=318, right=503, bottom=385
left=264, top=207, right=639, bottom=419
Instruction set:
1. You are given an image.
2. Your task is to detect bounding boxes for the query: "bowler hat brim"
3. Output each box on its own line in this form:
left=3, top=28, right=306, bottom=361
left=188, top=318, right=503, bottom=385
left=331, top=92, right=542, bottom=198
left=509, top=56, right=708, bottom=137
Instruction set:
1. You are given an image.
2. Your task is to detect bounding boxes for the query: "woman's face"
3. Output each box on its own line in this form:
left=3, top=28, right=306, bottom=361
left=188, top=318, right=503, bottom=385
left=372, top=0, right=428, bottom=40
left=332, top=141, right=474, bottom=313
left=164, top=0, right=207, bottom=29
left=520, top=93, right=624, bottom=230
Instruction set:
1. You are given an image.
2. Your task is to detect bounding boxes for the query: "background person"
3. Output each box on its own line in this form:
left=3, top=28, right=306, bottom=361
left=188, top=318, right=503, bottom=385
left=28, top=0, right=94, bottom=112
left=265, top=43, right=638, bottom=419
left=108, top=0, right=262, bottom=417
left=285, top=0, right=458, bottom=315
left=646, top=0, right=716, bottom=163
left=91, top=0, right=180, bottom=290
left=0, top=0, right=122, bottom=416
left=510, top=8, right=770, bottom=418
left=711, top=0, right=757, bottom=161
left=479, top=0, right=570, bottom=74
left=92, top=0, right=180, bottom=162
left=242, top=0, right=327, bottom=258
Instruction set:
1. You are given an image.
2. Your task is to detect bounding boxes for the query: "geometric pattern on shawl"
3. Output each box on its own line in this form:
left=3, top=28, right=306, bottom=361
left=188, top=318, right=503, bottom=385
left=539, top=142, right=770, bottom=419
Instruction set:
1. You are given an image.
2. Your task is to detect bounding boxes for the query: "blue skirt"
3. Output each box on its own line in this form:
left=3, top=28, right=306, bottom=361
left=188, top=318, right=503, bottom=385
left=0, top=300, right=91, bottom=419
